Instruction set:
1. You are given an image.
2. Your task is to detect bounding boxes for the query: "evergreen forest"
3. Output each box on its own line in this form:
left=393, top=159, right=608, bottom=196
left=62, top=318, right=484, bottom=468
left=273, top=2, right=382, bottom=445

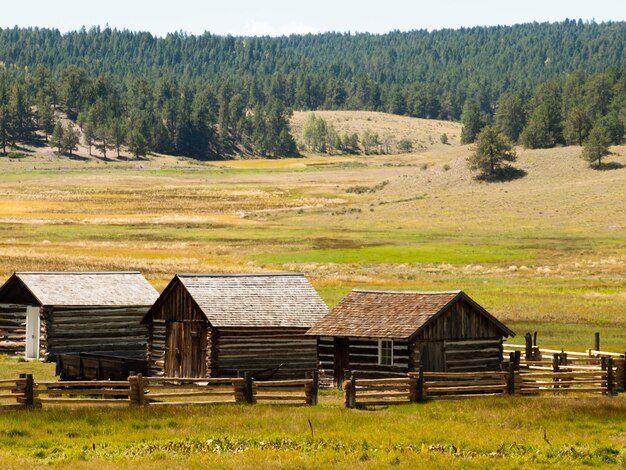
left=0, top=20, right=624, bottom=159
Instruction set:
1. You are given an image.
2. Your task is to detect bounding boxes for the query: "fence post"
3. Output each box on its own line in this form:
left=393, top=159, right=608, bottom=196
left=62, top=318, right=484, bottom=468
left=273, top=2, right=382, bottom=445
left=514, top=350, right=521, bottom=369
left=349, top=374, right=356, bottom=409
left=128, top=375, right=138, bottom=406
left=507, top=362, right=515, bottom=395
left=607, top=357, right=614, bottom=396
left=408, top=374, right=417, bottom=403
left=19, top=373, right=35, bottom=409
left=20, top=374, right=35, bottom=409
left=594, top=332, right=600, bottom=351
left=524, top=333, right=533, bottom=361
left=416, top=366, right=425, bottom=403
left=622, top=351, right=626, bottom=389
left=552, top=353, right=560, bottom=372
left=136, top=373, right=145, bottom=406
left=311, top=370, right=319, bottom=406
left=244, top=372, right=254, bottom=404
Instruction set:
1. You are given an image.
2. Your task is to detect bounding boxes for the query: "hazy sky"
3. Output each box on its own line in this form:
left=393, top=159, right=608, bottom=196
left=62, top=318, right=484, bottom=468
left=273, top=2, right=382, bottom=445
left=0, top=0, right=623, bottom=37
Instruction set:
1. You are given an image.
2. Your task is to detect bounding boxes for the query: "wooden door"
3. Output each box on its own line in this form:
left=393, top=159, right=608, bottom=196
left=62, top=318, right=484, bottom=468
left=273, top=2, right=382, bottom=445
left=165, top=322, right=182, bottom=377
left=333, top=337, right=350, bottom=386
left=165, top=322, right=207, bottom=378
left=25, top=306, right=40, bottom=359
left=418, top=341, right=445, bottom=372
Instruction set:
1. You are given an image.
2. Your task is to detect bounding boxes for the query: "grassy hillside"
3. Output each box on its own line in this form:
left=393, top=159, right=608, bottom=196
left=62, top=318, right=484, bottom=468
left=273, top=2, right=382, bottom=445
left=0, top=113, right=625, bottom=467
left=0, top=128, right=625, bottom=349
left=290, top=111, right=462, bottom=153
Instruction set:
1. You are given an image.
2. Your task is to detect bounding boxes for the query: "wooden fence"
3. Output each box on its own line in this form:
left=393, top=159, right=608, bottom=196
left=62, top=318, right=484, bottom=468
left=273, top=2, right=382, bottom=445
left=343, top=366, right=616, bottom=408
left=504, top=335, right=625, bottom=389
left=0, top=376, right=30, bottom=410
left=504, top=349, right=621, bottom=391
left=132, top=376, right=246, bottom=406
left=517, top=370, right=609, bottom=395
left=0, top=372, right=318, bottom=410
left=343, top=370, right=508, bottom=408
left=253, top=377, right=318, bottom=405
left=343, top=376, right=418, bottom=408
left=34, top=380, right=131, bottom=406
left=420, top=371, right=508, bottom=400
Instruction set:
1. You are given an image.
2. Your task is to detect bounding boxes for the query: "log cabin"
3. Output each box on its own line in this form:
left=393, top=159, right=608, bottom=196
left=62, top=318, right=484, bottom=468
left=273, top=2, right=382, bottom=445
left=0, top=272, right=159, bottom=361
left=142, top=273, right=329, bottom=379
left=306, top=289, right=515, bottom=385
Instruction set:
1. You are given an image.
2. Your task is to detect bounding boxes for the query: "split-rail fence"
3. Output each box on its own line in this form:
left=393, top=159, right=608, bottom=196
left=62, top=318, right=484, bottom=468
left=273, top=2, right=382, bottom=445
left=343, top=360, right=616, bottom=408
left=0, top=372, right=319, bottom=410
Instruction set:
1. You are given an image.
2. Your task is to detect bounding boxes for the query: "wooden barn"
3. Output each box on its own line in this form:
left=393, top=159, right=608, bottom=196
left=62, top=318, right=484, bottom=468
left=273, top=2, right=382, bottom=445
left=142, top=273, right=329, bottom=379
left=306, top=289, right=515, bottom=385
left=0, top=272, right=159, bottom=361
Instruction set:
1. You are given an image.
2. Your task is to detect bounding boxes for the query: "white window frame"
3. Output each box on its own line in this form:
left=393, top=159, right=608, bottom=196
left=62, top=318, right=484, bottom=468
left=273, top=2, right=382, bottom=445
left=378, top=339, right=393, bottom=366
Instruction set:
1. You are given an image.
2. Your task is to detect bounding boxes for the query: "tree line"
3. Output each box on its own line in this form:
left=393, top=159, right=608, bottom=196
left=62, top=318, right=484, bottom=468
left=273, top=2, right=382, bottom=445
left=0, top=22, right=624, bottom=159
left=0, top=66, right=296, bottom=159
left=461, top=69, right=625, bottom=172
left=0, top=21, right=625, bottom=123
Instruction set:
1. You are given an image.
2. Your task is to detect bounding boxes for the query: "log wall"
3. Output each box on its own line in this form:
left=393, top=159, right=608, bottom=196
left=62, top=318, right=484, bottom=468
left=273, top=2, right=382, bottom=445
left=147, top=319, right=166, bottom=376
left=44, top=306, right=149, bottom=361
left=318, top=336, right=412, bottom=383
left=212, top=327, right=317, bottom=380
left=417, top=298, right=503, bottom=340
left=317, top=336, right=335, bottom=384
left=0, top=304, right=27, bottom=355
left=0, top=304, right=46, bottom=358
left=443, top=338, right=503, bottom=372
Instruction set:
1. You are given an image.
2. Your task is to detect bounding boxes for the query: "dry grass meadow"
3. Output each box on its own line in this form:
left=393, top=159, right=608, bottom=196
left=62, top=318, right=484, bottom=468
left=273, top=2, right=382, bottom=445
left=0, top=112, right=625, bottom=468
left=1, top=112, right=625, bottom=349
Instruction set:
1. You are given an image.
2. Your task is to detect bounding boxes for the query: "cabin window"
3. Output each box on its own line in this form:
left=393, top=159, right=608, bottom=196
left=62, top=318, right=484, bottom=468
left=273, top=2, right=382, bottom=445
left=378, top=339, right=393, bottom=366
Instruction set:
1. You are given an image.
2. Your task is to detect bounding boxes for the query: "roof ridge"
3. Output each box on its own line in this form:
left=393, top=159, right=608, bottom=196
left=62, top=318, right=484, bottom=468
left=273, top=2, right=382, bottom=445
left=16, top=271, right=142, bottom=275
left=352, top=289, right=462, bottom=295
left=177, top=272, right=303, bottom=278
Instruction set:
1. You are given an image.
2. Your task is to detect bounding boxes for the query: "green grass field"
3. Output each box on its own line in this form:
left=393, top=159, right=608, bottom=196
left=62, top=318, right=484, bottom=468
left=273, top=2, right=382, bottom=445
left=0, top=121, right=625, bottom=467
left=0, top=357, right=624, bottom=469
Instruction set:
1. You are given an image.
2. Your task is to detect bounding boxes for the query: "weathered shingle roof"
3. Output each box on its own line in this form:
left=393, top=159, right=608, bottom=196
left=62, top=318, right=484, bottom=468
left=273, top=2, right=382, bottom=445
left=155, top=273, right=329, bottom=328
left=0, top=272, right=159, bottom=307
left=307, top=289, right=513, bottom=339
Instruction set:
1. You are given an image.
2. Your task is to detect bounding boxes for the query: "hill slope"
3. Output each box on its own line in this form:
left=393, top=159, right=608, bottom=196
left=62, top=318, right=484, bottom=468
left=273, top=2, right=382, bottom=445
left=290, top=111, right=462, bottom=153
left=0, top=21, right=625, bottom=121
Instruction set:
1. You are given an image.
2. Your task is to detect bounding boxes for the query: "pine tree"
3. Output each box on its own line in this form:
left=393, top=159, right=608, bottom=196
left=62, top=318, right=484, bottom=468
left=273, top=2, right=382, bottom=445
left=8, top=85, right=35, bottom=145
left=62, top=123, right=80, bottom=156
left=581, top=123, right=612, bottom=167
left=108, top=118, right=126, bottom=158
left=50, top=121, right=64, bottom=153
left=37, top=101, right=55, bottom=143
left=460, top=101, right=489, bottom=144
left=95, top=120, right=114, bottom=158
left=78, top=109, right=97, bottom=156
left=495, top=92, right=527, bottom=142
left=564, top=106, right=592, bottom=146
left=467, top=125, right=517, bottom=178
left=0, top=104, right=10, bottom=153
left=127, top=128, right=148, bottom=159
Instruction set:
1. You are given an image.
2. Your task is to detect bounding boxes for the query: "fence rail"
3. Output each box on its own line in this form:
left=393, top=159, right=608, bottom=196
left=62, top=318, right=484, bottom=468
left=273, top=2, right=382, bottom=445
left=517, top=370, right=609, bottom=395
left=421, top=371, right=508, bottom=400
left=0, top=372, right=318, bottom=410
left=34, top=380, right=131, bottom=406
left=0, top=376, right=28, bottom=409
left=342, top=376, right=417, bottom=408
left=253, top=377, right=318, bottom=405
left=503, top=337, right=625, bottom=389
left=132, top=376, right=246, bottom=406
left=343, top=366, right=617, bottom=408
